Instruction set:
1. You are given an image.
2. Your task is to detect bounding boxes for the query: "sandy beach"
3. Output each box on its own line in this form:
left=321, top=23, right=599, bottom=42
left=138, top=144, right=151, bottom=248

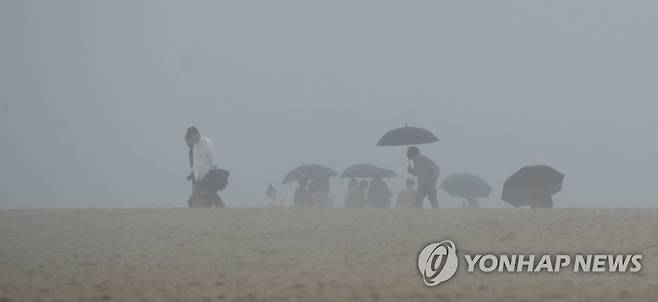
left=0, top=208, right=656, bottom=301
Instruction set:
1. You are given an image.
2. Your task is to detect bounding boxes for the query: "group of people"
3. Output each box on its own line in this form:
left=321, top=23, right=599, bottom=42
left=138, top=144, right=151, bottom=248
left=283, top=146, right=441, bottom=208
left=183, top=127, right=441, bottom=209
left=343, top=178, right=392, bottom=208
left=291, top=177, right=333, bottom=207
left=183, top=127, right=557, bottom=209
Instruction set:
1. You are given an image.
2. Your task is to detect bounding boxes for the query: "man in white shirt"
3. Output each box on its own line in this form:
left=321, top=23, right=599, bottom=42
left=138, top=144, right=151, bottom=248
left=185, top=133, right=204, bottom=207
left=407, top=146, right=440, bottom=208
left=186, top=126, right=225, bottom=208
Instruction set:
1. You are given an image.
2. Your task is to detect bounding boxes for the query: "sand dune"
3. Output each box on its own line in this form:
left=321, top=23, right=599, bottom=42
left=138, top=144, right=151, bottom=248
left=0, top=208, right=656, bottom=301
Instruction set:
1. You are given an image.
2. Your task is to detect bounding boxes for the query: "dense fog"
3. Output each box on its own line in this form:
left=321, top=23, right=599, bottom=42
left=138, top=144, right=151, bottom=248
left=1, top=0, right=657, bottom=208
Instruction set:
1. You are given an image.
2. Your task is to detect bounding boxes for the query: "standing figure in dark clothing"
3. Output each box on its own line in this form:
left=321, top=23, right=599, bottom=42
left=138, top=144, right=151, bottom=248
left=367, top=177, right=393, bottom=208
left=293, top=178, right=312, bottom=207
left=407, top=146, right=440, bottom=208
left=308, top=177, right=331, bottom=207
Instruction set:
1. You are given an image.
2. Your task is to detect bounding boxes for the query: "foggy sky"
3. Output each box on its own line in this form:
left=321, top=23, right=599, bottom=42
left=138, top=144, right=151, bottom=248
left=1, top=0, right=657, bottom=208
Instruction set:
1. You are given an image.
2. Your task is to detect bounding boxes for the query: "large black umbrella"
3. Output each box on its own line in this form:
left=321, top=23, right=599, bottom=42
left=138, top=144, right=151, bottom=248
left=340, top=164, right=398, bottom=179
left=440, top=173, right=492, bottom=200
left=501, top=165, right=564, bottom=208
left=376, top=125, right=439, bottom=146
left=282, top=164, right=338, bottom=185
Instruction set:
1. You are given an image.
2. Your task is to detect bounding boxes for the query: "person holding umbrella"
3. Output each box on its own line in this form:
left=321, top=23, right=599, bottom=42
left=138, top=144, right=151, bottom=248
left=376, top=124, right=439, bottom=208
left=282, top=164, right=337, bottom=207
left=407, top=146, right=440, bottom=208
left=340, top=163, right=397, bottom=208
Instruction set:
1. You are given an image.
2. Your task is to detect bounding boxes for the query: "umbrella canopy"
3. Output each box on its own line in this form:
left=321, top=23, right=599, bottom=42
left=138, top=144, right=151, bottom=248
left=340, top=164, right=398, bottom=179
left=282, top=164, right=338, bottom=185
left=501, top=165, right=565, bottom=208
left=440, top=173, right=492, bottom=200
left=376, top=125, right=439, bottom=146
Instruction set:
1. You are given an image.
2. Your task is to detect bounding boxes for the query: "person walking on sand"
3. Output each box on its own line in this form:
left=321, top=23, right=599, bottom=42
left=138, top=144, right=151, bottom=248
left=407, top=146, right=440, bottom=208
left=396, top=178, right=417, bottom=208
left=187, top=126, right=226, bottom=208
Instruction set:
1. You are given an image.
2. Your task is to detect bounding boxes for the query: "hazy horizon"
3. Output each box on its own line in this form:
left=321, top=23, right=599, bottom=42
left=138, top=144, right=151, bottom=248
left=1, top=0, right=657, bottom=208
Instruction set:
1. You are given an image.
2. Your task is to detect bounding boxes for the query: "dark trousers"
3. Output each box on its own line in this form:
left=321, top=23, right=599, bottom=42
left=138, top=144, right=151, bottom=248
left=416, top=184, right=439, bottom=208
left=198, top=172, right=225, bottom=208
left=188, top=181, right=216, bottom=208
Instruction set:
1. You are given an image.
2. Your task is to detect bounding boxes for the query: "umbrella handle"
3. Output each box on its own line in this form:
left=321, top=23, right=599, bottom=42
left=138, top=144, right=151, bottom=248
left=402, top=147, right=414, bottom=179
left=402, top=147, right=407, bottom=175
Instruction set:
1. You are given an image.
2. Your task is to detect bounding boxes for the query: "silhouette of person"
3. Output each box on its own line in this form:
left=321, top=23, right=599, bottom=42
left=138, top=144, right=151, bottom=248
left=367, top=177, right=392, bottom=208
left=293, top=178, right=312, bottom=207
left=407, top=146, right=440, bottom=208
left=308, top=177, right=331, bottom=207
left=187, top=126, right=225, bottom=208
left=352, top=180, right=368, bottom=208
left=344, top=178, right=360, bottom=208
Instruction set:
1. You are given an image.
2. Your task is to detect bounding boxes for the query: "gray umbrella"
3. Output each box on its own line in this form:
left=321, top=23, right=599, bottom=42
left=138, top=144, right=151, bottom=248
left=282, top=164, right=338, bottom=185
left=440, top=173, right=492, bottom=200
left=340, top=164, right=398, bottom=179
left=376, top=125, right=439, bottom=146
left=501, top=165, right=564, bottom=208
